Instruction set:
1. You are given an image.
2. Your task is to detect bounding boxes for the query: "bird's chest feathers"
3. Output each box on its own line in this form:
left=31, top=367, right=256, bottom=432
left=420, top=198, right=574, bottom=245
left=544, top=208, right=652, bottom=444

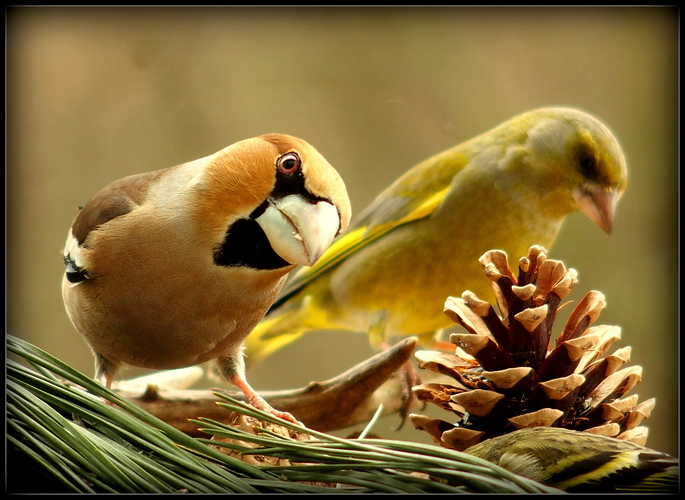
left=76, top=211, right=288, bottom=360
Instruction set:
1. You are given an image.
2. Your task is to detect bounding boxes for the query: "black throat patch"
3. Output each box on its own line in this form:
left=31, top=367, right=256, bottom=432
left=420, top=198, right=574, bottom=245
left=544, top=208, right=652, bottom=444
left=213, top=213, right=290, bottom=270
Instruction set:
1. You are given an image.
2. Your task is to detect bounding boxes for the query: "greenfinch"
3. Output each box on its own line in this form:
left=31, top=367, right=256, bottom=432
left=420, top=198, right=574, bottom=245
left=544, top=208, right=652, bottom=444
left=465, top=427, right=678, bottom=493
left=62, top=134, right=351, bottom=423
left=245, top=108, right=627, bottom=367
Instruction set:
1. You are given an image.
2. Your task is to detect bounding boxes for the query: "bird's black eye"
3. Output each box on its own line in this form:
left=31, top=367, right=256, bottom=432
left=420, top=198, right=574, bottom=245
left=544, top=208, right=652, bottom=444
left=277, top=152, right=301, bottom=174
left=577, top=149, right=597, bottom=179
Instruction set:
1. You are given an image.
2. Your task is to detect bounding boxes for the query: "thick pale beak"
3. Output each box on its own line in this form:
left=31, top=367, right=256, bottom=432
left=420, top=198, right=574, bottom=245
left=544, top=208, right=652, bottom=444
left=573, top=185, right=620, bottom=235
left=256, top=195, right=340, bottom=267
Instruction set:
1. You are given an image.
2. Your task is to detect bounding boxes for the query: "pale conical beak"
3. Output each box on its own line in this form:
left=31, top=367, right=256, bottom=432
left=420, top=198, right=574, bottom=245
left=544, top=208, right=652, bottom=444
left=573, top=185, right=620, bottom=235
left=256, top=195, right=340, bottom=267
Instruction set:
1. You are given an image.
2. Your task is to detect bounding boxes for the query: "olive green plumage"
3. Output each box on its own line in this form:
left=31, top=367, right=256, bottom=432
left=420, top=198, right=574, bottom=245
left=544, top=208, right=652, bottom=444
left=466, top=427, right=678, bottom=493
left=246, top=107, right=628, bottom=366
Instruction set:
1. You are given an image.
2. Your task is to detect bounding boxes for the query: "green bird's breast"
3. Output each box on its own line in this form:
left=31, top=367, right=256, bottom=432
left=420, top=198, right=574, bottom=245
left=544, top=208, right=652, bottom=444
left=327, top=194, right=565, bottom=337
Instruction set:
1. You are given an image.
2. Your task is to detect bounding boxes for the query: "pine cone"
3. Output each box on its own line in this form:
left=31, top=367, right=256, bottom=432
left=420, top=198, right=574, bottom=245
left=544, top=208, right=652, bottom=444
left=410, top=245, right=654, bottom=452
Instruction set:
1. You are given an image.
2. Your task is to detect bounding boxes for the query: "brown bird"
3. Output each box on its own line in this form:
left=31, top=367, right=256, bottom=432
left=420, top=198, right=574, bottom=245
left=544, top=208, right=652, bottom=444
left=62, top=134, right=351, bottom=423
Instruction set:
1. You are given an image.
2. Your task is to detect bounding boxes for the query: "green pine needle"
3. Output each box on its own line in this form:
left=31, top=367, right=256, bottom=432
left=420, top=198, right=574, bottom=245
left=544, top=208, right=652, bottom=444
left=7, top=334, right=559, bottom=494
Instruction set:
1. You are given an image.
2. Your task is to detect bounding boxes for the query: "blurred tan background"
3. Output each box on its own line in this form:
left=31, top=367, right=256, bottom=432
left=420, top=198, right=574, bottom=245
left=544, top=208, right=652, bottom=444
left=7, top=7, right=678, bottom=457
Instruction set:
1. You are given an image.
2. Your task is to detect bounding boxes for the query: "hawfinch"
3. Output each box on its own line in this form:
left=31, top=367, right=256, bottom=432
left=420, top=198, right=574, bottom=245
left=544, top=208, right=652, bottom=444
left=62, top=134, right=351, bottom=423
left=246, top=107, right=628, bottom=365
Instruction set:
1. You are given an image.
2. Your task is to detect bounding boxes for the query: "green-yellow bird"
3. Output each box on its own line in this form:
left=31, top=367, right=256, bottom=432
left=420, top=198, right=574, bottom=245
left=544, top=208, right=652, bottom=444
left=465, top=427, right=678, bottom=493
left=245, top=107, right=628, bottom=368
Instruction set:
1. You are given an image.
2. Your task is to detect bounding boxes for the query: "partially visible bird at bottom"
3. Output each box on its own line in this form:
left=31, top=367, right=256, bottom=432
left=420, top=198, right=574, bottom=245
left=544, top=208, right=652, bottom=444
left=465, top=427, right=679, bottom=493
left=61, top=134, right=351, bottom=424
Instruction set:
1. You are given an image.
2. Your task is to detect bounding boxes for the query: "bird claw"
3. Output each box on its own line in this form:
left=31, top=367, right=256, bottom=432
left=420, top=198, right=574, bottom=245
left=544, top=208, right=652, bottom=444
left=231, top=373, right=304, bottom=426
left=392, top=359, right=422, bottom=431
left=248, top=396, right=303, bottom=426
left=268, top=409, right=303, bottom=426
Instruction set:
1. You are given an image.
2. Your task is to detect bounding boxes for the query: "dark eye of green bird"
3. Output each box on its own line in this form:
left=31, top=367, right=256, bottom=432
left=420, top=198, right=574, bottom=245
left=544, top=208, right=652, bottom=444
left=577, top=149, right=598, bottom=180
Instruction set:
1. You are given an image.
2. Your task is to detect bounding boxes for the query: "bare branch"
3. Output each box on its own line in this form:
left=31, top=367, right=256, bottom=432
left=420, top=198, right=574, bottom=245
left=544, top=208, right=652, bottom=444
left=113, top=337, right=418, bottom=435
